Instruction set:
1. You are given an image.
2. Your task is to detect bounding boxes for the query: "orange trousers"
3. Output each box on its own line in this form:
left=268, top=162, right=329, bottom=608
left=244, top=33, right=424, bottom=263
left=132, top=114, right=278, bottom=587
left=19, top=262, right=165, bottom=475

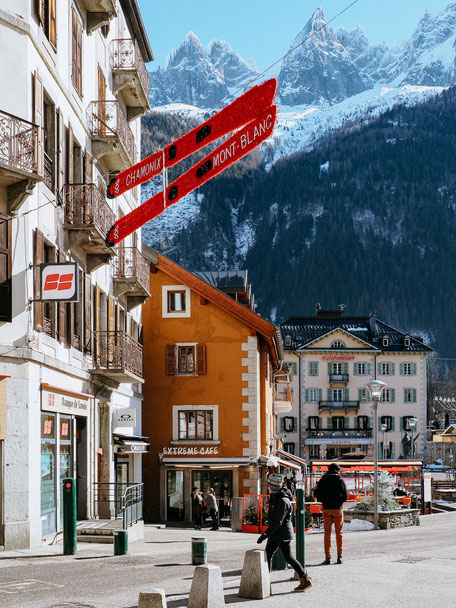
left=322, top=509, right=344, bottom=558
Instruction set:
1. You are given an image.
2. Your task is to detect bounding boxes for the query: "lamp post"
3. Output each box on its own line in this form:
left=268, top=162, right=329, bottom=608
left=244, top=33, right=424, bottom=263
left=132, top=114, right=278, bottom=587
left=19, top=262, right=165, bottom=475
left=408, top=417, right=417, bottom=459
left=381, top=423, right=388, bottom=460
left=365, top=379, right=387, bottom=530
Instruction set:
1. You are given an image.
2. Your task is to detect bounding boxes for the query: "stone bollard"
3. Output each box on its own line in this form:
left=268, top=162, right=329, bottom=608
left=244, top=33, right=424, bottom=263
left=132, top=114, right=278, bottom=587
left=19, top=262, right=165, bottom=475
left=138, top=588, right=167, bottom=608
left=188, top=564, right=225, bottom=608
left=239, top=549, right=271, bottom=599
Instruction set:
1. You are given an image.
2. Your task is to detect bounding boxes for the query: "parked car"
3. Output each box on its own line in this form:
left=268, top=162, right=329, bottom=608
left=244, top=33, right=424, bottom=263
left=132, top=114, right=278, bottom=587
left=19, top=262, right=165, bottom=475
left=423, top=459, right=450, bottom=472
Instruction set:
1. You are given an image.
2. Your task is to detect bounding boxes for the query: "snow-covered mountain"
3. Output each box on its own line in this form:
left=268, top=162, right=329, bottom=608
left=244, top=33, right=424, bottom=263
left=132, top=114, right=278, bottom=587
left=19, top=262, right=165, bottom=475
left=148, top=32, right=259, bottom=108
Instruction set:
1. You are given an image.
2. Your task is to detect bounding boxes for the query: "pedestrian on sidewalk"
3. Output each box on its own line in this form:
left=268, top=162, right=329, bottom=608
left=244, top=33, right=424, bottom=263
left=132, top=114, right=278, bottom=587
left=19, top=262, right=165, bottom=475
left=206, top=487, right=219, bottom=530
left=257, top=473, right=312, bottom=592
left=191, top=486, right=203, bottom=529
left=314, top=463, right=348, bottom=565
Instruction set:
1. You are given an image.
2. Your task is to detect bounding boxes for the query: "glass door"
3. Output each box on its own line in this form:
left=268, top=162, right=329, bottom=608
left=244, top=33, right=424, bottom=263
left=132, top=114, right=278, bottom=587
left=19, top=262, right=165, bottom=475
left=166, top=470, right=184, bottom=521
left=58, top=417, right=73, bottom=529
left=41, top=414, right=56, bottom=536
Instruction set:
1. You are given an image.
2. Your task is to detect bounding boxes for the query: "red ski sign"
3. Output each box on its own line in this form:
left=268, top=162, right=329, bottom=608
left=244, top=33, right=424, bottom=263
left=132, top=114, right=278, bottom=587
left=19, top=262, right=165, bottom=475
left=106, top=78, right=278, bottom=246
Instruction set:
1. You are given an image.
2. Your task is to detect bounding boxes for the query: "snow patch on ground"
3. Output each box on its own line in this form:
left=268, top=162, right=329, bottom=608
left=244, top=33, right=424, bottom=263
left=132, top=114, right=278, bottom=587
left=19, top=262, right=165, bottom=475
left=343, top=518, right=375, bottom=531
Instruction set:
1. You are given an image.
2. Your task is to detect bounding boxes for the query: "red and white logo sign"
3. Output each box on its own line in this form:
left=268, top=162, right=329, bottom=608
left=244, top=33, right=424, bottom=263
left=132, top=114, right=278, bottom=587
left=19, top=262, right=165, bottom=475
left=40, top=263, right=79, bottom=301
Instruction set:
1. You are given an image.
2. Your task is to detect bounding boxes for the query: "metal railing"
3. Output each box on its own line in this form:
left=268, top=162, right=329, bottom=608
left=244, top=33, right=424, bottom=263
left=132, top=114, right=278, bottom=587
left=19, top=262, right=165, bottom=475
left=0, top=109, right=39, bottom=175
left=274, top=381, right=292, bottom=403
left=114, top=247, right=150, bottom=293
left=43, top=151, right=53, bottom=190
left=329, top=373, right=349, bottom=383
left=62, top=183, right=115, bottom=237
left=93, top=482, right=144, bottom=527
left=111, top=38, right=150, bottom=100
left=318, top=400, right=360, bottom=410
left=93, top=330, right=143, bottom=378
left=87, top=100, right=137, bottom=163
left=307, top=429, right=373, bottom=439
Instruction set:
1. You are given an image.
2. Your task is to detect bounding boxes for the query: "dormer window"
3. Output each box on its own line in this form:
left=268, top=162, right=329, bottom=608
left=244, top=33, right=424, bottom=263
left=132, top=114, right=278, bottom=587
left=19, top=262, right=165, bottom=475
left=331, top=340, right=345, bottom=349
left=404, top=336, right=411, bottom=348
left=382, top=337, right=390, bottom=347
left=284, top=335, right=292, bottom=347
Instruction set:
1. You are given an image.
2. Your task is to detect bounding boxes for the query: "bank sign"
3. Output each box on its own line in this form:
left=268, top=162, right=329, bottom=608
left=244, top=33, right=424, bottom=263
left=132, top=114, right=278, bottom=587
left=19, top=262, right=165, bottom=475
left=42, top=388, right=89, bottom=416
left=40, top=262, right=79, bottom=301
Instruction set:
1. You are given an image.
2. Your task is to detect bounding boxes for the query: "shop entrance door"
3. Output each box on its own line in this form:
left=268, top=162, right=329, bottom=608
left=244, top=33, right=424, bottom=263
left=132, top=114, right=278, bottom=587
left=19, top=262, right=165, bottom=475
left=167, top=470, right=184, bottom=521
left=192, top=470, right=233, bottom=526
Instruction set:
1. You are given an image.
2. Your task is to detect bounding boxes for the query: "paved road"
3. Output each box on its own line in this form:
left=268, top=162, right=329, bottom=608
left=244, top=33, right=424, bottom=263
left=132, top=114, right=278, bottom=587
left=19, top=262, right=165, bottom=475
left=0, top=512, right=455, bottom=608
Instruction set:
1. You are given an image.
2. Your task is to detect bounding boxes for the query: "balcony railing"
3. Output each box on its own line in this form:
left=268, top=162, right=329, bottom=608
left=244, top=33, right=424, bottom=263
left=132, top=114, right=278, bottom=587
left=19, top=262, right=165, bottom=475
left=114, top=247, right=150, bottom=293
left=111, top=39, right=150, bottom=104
left=92, top=330, right=143, bottom=381
left=307, top=429, right=373, bottom=439
left=319, top=400, right=360, bottom=410
left=63, top=183, right=115, bottom=236
left=329, top=373, right=349, bottom=383
left=0, top=109, right=39, bottom=175
left=88, top=100, right=137, bottom=165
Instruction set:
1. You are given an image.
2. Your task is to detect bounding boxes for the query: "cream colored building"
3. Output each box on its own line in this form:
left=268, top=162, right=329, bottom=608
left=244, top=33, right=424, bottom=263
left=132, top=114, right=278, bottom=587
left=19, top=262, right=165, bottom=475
left=0, top=0, right=152, bottom=549
left=279, top=309, right=432, bottom=462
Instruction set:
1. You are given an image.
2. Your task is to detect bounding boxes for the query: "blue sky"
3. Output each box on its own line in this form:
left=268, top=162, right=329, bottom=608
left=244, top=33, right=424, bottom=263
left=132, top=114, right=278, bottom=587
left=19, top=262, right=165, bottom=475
left=138, top=1, right=454, bottom=70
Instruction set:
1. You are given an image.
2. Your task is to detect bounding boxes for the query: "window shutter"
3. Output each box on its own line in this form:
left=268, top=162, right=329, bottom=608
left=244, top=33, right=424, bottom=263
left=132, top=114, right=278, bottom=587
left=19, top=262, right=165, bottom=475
left=344, top=416, right=349, bottom=429
left=327, top=389, right=332, bottom=400
left=366, top=363, right=371, bottom=375
left=377, top=363, right=381, bottom=376
left=353, top=363, right=358, bottom=376
left=37, top=0, right=44, bottom=24
left=49, top=0, right=56, bottom=47
left=343, top=362, right=348, bottom=374
left=67, top=122, right=74, bottom=184
left=56, top=108, right=65, bottom=192
left=391, top=388, right=395, bottom=403
left=0, top=216, right=12, bottom=322
left=369, top=416, right=373, bottom=428
left=280, top=417, right=285, bottom=432
left=412, top=388, right=417, bottom=403
left=305, top=389, right=309, bottom=402
left=391, top=362, right=395, bottom=375
left=57, top=251, right=66, bottom=341
left=390, top=443, right=395, bottom=458
left=34, top=71, right=44, bottom=176
left=166, top=344, right=176, bottom=375
left=358, top=388, right=362, bottom=401
left=343, top=388, right=349, bottom=402
left=196, top=344, right=206, bottom=375
left=327, top=417, right=332, bottom=429
left=293, top=417, right=297, bottom=431
left=94, top=286, right=100, bottom=363
left=391, top=417, right=395, bottom=431
left=84, top=150, right=93, bottom=184
left=403, top=388, right=407, bottom=403
left=67, top=301, right=75, bottom=347
left=412, top=362, right=417, bottom=375
left=378, top=418, right=383, bottom=431
left=84, top=275, right=92, bottom=352
left=327, top=362, right=332, bottom=374
left=318, top=388, right=322, bottom=402
left=318, top=416, right=322, bottom=429
left=399, top=363, right=404, bottom=376
left=33, top=229, right=44, bottom=331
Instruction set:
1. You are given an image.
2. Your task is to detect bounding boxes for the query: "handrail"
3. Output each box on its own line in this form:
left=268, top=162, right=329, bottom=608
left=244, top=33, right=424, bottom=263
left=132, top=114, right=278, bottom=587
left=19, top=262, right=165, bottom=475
left=88, top=100, right=137, bottom=163
left=114, top=246, right=150, bottom=293
left=121, top=482, right=144, bottom=528
left=62, top=183, right=115, bottom=236
left=93, top=330, right=143, bottom=378
left=111, top=38, right=149, bottom=100
left=0, top=109, right=39, bottom=175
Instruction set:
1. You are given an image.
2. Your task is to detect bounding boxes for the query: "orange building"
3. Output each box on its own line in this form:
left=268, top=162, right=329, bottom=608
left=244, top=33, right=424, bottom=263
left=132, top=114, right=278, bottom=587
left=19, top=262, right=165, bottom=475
left=141, top=246, right=298, bottom=524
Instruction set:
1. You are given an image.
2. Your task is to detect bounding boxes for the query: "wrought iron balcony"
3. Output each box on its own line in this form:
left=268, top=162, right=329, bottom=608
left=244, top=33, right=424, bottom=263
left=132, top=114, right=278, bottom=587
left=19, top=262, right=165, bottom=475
left=111, top=39, right=150, bottom=120
left=329, top=373, right=349, bottom=385
left=62, top=184, right=115, bottom=272
left=91, top=330, right=143, bottom=383
left=0, top=109, right=41, bottom=211
left=113, top=247, right=151, bottom=309
left=307, top=429, right=373, bottom=439
left=318, top=400, right=360, bottom=411
left=87, top=101, right=137, bottom=171
left=78, top=0, right=117, bottom=33
left=274, top=381, right=292, bottom=413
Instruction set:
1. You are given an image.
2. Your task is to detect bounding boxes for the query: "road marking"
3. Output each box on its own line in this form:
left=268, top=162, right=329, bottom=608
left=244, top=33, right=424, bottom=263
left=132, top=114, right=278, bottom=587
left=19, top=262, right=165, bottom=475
left=0, top=579, right=64, bottom=594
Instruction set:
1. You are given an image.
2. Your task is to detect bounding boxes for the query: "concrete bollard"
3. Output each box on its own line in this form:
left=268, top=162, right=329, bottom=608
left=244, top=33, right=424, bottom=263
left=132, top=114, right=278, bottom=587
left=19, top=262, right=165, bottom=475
left=188, top=564, right=225, bottom=608
left=239, top=549, right=271, bottom=599
left=138, top=588, right=167, bottom=608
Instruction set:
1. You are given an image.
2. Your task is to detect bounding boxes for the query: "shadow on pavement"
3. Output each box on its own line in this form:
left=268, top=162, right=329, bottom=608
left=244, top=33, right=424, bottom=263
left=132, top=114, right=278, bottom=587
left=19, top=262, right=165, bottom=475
left=222, top=569, right=243, bottom=577
left=155, top=562, right=190, bottom=567
left=0, top=554, right=63, bottom=560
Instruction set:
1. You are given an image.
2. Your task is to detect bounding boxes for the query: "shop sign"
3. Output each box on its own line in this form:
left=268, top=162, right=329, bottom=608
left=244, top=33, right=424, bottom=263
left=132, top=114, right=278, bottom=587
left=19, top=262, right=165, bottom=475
left=306, top=437, right=371, bottom=445
left=163, top=446, right=219, bottom=456
left=322, top=355, right=354, bottom=361
left=40, top=263, right=79, bottom=301
left=113, top=408, right=136, bottom=428
left=42, top=388, right=89, bottom=416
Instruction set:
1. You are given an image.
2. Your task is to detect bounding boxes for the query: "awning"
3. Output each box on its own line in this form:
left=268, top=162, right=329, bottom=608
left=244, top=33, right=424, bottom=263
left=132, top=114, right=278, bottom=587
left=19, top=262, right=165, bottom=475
left=259, top=453, right=302, bottom=472
left=114, top=434, right=150, bottom=454
left=276, top=449, right=307, bottom=470
left=161, top=457, right=251, bottom=466
left=277, top=458, right=301, bottom=472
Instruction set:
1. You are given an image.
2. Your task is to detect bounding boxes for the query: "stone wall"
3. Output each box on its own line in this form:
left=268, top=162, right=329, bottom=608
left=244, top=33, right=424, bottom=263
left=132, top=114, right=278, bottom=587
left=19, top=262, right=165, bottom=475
left=344, top=509, right=420, bottom=530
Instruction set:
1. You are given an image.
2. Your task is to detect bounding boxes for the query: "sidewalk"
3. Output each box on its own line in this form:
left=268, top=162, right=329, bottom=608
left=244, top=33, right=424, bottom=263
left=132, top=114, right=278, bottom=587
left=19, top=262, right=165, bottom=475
left=0, top=512, right=455, bottom=607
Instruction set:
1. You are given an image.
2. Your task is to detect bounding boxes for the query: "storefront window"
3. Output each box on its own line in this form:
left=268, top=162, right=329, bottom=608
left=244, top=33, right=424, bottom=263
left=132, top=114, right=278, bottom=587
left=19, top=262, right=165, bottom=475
left=167, top=470, right=184, bottom=521
left=59, top=417, right=72, bottom=529
left=41, top=414, right=56, bottom=536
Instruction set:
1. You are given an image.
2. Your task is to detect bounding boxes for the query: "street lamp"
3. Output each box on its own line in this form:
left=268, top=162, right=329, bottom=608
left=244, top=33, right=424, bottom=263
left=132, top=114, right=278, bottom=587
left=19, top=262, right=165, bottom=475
left=381, top=423, right=388, bottom=460
left=408, top=417, right=417, bottom=459
left=365, top=379, right=387, bottom=530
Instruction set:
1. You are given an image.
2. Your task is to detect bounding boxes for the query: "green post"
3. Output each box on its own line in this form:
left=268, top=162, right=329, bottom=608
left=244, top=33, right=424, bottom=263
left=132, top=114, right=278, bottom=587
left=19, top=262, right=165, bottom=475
left=295, top=487, right=305, bottom=570
left=62, top=477, right=77, bottom=555
left=114, top=529, right=128, bottom=555
left=192, top=536, right=207, bottom=565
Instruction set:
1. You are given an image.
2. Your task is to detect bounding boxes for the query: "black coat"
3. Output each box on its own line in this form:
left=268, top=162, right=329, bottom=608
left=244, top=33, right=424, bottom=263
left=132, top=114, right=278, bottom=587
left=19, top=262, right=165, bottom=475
left=264, top=487, right=294, bottom=541
left=314, top=473, right=348, bottom=510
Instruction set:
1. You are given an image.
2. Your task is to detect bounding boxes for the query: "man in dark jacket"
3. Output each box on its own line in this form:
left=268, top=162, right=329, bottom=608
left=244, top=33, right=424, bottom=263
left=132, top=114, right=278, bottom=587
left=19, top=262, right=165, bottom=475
left=314, top=463, right=348, bottom=565
left=257, top=473, right=312, bottom=592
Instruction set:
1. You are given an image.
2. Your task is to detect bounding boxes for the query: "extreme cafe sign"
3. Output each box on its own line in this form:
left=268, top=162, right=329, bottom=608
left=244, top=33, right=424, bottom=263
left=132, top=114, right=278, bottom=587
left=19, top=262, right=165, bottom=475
left=163, top=446, right=219, bottom=456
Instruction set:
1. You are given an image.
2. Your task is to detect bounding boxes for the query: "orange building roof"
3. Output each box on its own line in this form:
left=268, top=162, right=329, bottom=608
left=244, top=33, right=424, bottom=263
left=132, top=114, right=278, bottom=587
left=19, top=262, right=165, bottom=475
left=147, top=249, right=282, bottom=368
